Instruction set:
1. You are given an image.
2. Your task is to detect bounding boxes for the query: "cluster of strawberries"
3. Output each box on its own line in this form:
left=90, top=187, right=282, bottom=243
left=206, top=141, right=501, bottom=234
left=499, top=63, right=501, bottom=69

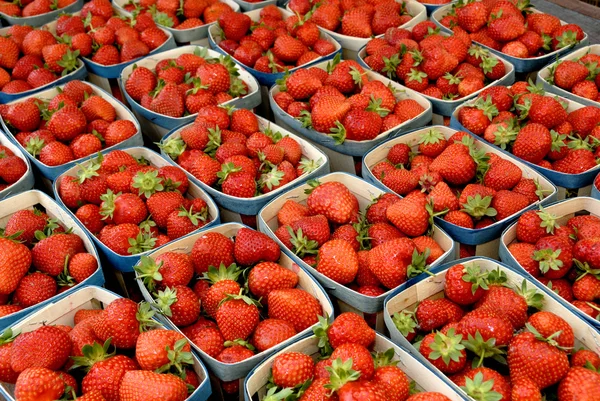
left=124, top=49, right=250, bottom=118
left=51, top=0, right=170, bottom=67
left=265, top=312, right=455, bottom=401
left=272, top=180, right=446, bottom=296
left=121, top=0, right=235, bottom=30
left=0, top=0, right=76, bottom=17
left=215, top=6, right=338, bottom=73
left=457, top=82, right=600, bottom=174
left=161, top=109, right=320, bottom=198
left=371, top=128, right=545, bottom=229
left=0, top=144, right=27, bottom=192
left=1, top=80, right=138, bottom=167
left=549, top=53, right=600, bottom=102
left=363, top=22, right=508, bottom=100
left=440, top=0, right=585, bottom=58
left=274, top=56, right=426, bottom=143
left=0, top=299, right=204, bottom=401
left=289, top=0, right=415, bottom=39
left=57, top=150, right=214, bottom=255
left=136, top=227, right=324, bottom=394
left=393, top=262, right=600, bottom=400
left=508, top=206, right=600, bottom=320
left=0, top=208, right=99, bottom=318
left=0, top=24, right=82, bottom=95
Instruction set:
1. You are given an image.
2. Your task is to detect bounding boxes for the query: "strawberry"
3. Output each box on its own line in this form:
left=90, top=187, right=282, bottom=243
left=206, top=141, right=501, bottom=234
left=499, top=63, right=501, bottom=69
left=421, top=329, right=467, bottom=374
left=15, top=272, right=56, bottom=307
left=317, top=239, right=358, bottom=284
left=332, top=342, right=375, bottom=379
left=14, top=367, right=65, bottom=401
left=251, top=319, right=296, bottom=352
left=267, top=288, right=322, bottom=332
left=11, top=325, right=72, bottom=372
left=248, top=262, right=298, bottom=301
left=119, top=370, right=188, bottom=401
left=416, top=299, right=453, bottom=332
left=285, top=69, right=323, bottom=100
left=454, top=368, right=511, bottom=401
left=272, top=352, right=314, bottom=388
left=516, top=208, right=557, bottom=244
left=512, top=123, right=552, bottom=164
left=150, top=81, right=185, bottom=117
left=219, top=11, right=251, bottom=41
left=456, top=1, right=488, bottom=33
left=444, top=263, right=488, bottom=305
left=192, top=327, right=225, bottom=357
left=306, top=180, right=355, bottom=224
left=553, top=60, right=588, bottom=90
left=217, top=343, right=254, bottom=365
left=199, top=263, right=241, bottom=319
left=93, top=299, right=156, bottom=349
left=386, top=197, right=430, bottom=237
left=146, top=191, right=185, bottom=229
left=155, top=285, right=201, bottom=327
left=135, top=329, right=191, bottom=371
left=4, top=209, right=47, bottom=245
left=491, top=190, right=530, bottom=221
left=31, top=232, right=84, bottom=276
left=216, top=292, right=260, bottom=341
left=367, top=238, right=415, bottom=289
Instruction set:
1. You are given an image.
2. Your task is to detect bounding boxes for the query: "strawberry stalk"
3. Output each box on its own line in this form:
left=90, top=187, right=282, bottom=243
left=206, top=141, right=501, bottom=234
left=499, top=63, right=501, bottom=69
left=135, top=255, right=164, bottom=292
left=459, top=371, right=503, bottom=401
left=155, top=338, right=195, bottom=377
left=462, top=331, right=506, bottom=368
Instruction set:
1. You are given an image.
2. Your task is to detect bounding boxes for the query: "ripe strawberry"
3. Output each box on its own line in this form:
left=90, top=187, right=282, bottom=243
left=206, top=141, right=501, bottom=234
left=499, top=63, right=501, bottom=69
left=267, top=288, right=322, bottom=332
left=285, top=69, right=323, bottom=100
left=199, top=263, right=240, bottom=319
left=4, top=209, right=47, bottom=245
left=272, top=352, right=314, bottom=388
left=119, top=370, right=187, bottom=401
left=150, top=81, right=185, bottom=117
left=251, top=319, right=296, bottom=352
left=317, top=239, right=358, bottom=284
left=14, top=367, right=65, bottom=401
left=135, top=329, right=191, bottom=371
left=512, top=123, right=552, bottom=164
left=14, top=272, right=56, bottom=307
left=306, top=181, right=355, bottom=224
left=155, top=285, right=201, bottom=327
left=216, top=292, right=260, bottom=341
left=386, top=197, right=430, bottom=237
left=444, top=263, right=488, bottom=305
left=192, top=327, right=224, bottom=358
left=248, top=261, right=298, bottom=302
left=367, top=238, right=415, bottom=289
left=93, top=298, right=156, bottom=349
left=457, top=1, right=488, bottom=32
left=68, top=253, right=98, bottom=283
left=11, top=326, right=72, bottom=372
left=421, top=329, right=467, bottom=373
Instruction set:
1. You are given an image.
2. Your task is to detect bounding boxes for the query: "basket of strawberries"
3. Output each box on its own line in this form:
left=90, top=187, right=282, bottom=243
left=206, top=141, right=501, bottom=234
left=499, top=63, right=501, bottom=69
left=0, top=25, right=87, bottom=103
left=269, top=55, right=432, bottom=157
left=112, top=0, right=240, bottom=44
left=537, top=44, right=600, bottom=108
left=357, top=21, right=515, bottom=116
left=287, top=0, right=427, bottom=58
left=119, top=45, right=261, bottom=136
left=383, top=256, right=600, bottom=401
left=0, top=133, right=34, bottom=200
left=0, top=285, right=212, bottom=401
left=0, top=80, right=143, bottom=180
left=53, top=147, right=220, bottom=272
left=244, top=312, right=465, bottom=401
left=431, top=0, right=588, bottom=73
left=450, top=82, right=600, bottom=195
left=362, top=125, right=557, bottom=246
left=0, top=0, right=82, bottom=27
left=158, top=110, right=329, bottom=215
left=0, top=190, right=104, bottom=330
left=132, top=222, right=333, bottom=385
left=207, top=6, right=342, bottom=86
left=41, top=0, right=177, bottom=79
left=258, top=171, right=456, bottom=316
left=499, top=197, right=600, bottom=329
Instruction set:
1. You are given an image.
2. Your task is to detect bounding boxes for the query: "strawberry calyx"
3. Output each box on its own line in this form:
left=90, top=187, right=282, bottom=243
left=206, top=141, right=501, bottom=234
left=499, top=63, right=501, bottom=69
left=224, top=338, right=255, bottom=351
left=407, top=68, right=428, bottom=84
left=57, top=49, right=80, bottom=76
left=217, top=162, right=243, bottom=185
left=204, top=126, right=223, bottom=157
left=276, top=71, right=290, bottom=92
left=263, top=126, right=283, bottom=143
left=382, top=54, right=401, bottom=80
left=373, top=348, right=399, bottom=368
left=392, top=311, right=417, bottom=338
left=77, top=158, right=101, bottom=184
left=418, top=128, right=445, bottom=147
left=532, top=248, right=563, bottom=274
left=585, top=61, right=600, bottom=81
left=201, top=263, right=241, bottom=285
left=459, top=371, right=503, bottom=401
left=262, top=387, right=294, bottom=401
left=491, top=121, right=518, bottom=150
left=127, top=230, right=156, bottom=255
left=258, top=165, right=285, bottom=192
left=515, top=280, right=544, bottom=310
left=287, top=226, right=319, bottom=257
left=326, top=53, right=342, bottom=75
left=573, top=259, right=600, bottom=281
left=461, top=263, right=490, bottom=294
left=329, top=121, right=347, bottom=145
left=70, top=339, right=116, bottom=371
left=186, top=77, right=209, bottom=95
left=135, top=255, right=164, bottom=292
left=366, top=96, right=391, bottom=117
left=0, top=328, right=19, bottom=346
left=177, top=205, right=207, bottom=227
left=132, top=169, right=165, bottom=198
left=473, top=96, right=499, bottom=121
left=313, top=314, right=333, bottom=356
left=462, top=331, right=506, bottom=368
left=485, top=267, right=508, bottom=286
left=154, top=286, right=180, bottom=317
left=554, top=30, right=579, bottom=50
left=24, top=136, right=46, bottom=157
left=480, top=55, right=500, bottom=76
left=461, top=194, right=497, bottom=220
left=427, top=328, right=465, bottom=367
left=219, top=289, right=262, bottom=309
left=324, top=358, right=361, bottom=393
left=297, top=110, right=313, bottom=129
left=57, top=255, right=77, bottom=288
left=353, top=214, right=371, bottom=251
left=425, top=201, right=447, bottom=235
left=567, top=135, right=594, bottom=151
left=304, top=179, right=321, bottom=195
left=406, top=248, right=432, bottom=278
left=155, top=338, right=195, bottom=377
left=550, top=130, right=567, bottom=153
left=525, top=323, right=572, bottom=351
left=536, top=205, right=557, bottom=234
left=297, top=157, right=322, bottom=176
left=139, top=217, right=157, bottom=234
